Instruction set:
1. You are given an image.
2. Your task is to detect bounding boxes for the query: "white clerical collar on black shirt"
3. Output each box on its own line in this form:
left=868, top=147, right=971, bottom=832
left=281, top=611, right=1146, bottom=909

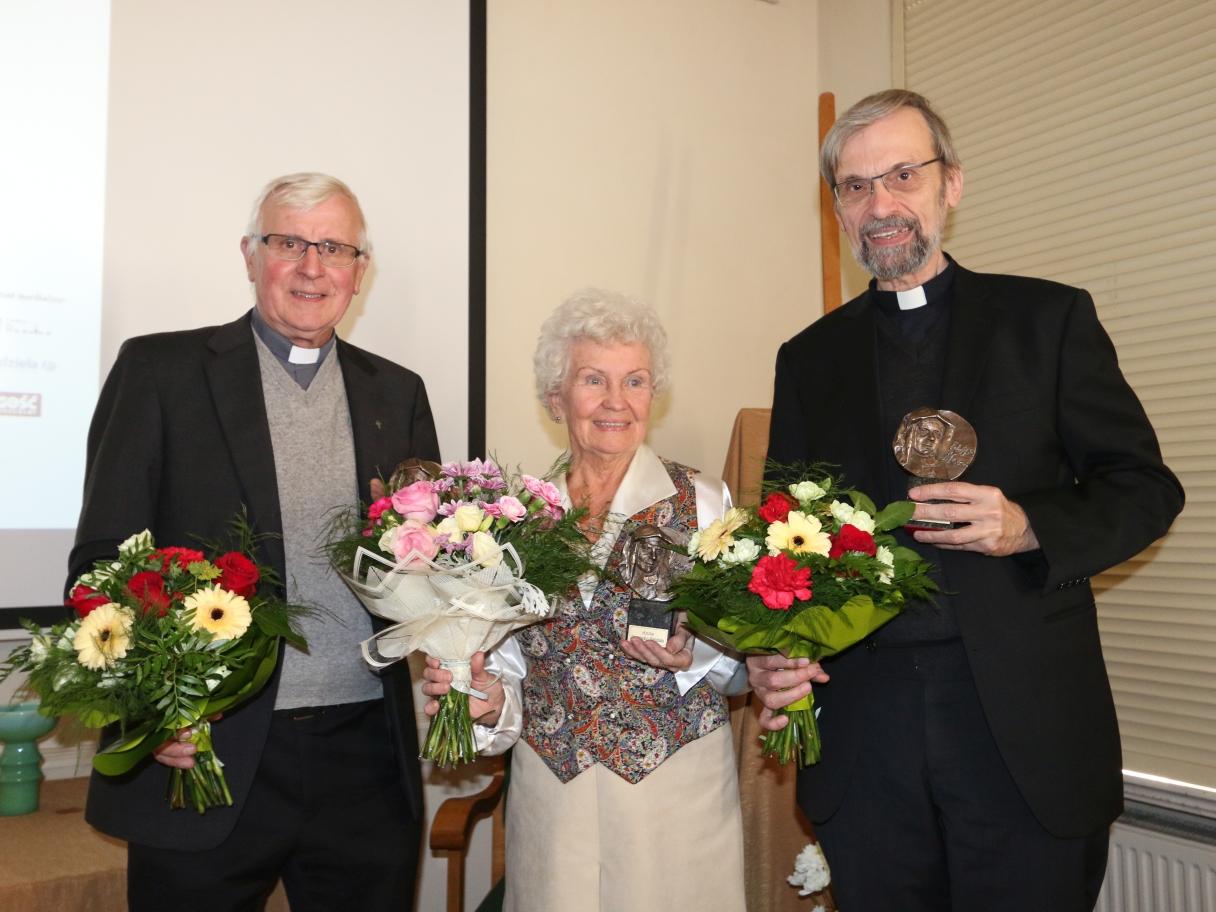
left=249, top=307, right=336, bottom=389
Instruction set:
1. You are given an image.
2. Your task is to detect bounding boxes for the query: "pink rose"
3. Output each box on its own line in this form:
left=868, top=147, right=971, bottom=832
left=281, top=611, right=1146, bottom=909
left=494, top=495, right=527, bottom=522
left=392, top=480, right=440, bottom=523
left=392, top=520, right=440, bottom=566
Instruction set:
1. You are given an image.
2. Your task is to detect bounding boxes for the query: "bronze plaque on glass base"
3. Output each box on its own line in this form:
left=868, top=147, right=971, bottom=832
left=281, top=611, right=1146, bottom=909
left=893, top=407, right=977, bottom=530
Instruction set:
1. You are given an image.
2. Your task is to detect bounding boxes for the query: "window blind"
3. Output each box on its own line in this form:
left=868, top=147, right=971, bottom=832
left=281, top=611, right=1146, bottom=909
left=899, top=0, right=1216, bottom=793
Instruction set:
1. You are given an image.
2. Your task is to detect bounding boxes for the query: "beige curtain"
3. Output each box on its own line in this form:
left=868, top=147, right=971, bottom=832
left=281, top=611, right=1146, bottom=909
left=721, top=408, right=835, bottom=912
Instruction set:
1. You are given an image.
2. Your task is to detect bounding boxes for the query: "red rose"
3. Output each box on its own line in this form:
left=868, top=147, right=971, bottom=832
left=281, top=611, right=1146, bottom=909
left=66, top=584, right=110, bottom=618
left=154, top=546, right=206, bottom=571
left=748, top=553, right=813, bottom=611
left=126, top=570, right=172, bottom=616
left=215, top=552, right=260, bottom=598
left=829, top=524, right=877, bottom=560
left=758, top=491, right=799, bottom=524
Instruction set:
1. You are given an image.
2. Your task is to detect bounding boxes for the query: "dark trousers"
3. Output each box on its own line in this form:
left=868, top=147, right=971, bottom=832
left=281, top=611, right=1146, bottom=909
left=816, top=640, right=1109, bottom=912
left=128, top=699, right=421, bottom=912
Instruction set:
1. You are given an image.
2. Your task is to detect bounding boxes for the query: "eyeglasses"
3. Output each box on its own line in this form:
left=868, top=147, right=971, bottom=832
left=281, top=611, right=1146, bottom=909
left=259, top=234, right=364, bottom=268
left=832, top=158, right=942, bottom=207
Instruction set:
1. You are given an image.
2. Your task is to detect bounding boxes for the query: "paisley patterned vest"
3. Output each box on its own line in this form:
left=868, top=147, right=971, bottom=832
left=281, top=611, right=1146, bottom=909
left=517, top=458, right=729, bottom=784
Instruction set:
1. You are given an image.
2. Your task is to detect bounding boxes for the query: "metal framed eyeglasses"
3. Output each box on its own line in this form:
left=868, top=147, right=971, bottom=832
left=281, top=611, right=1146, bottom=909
left=832, top=157, right=942, bottom=207
left=259, top=234, right=364, bottom=268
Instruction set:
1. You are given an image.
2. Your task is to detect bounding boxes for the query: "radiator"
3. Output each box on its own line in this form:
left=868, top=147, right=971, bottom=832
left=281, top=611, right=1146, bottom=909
left=1095, top=821, right=1216, bottom=912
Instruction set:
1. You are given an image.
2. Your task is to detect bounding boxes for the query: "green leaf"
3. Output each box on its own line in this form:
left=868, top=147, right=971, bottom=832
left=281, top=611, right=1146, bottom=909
left=848, top=490, right=878, bottom=517
left=874, top=500, right=915, bottom=532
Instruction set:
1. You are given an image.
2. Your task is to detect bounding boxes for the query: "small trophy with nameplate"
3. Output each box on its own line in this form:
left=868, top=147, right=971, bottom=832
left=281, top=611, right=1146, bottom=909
left=893, top=407, right=977, bottom=530
left=623, top=524, right=689, bottom=646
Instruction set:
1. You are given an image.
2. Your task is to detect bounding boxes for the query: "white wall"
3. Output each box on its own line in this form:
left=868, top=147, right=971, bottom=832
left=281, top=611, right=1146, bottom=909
left=485, top=0, right=823, bottom=479
left=102, top=0, right=469, bottom=461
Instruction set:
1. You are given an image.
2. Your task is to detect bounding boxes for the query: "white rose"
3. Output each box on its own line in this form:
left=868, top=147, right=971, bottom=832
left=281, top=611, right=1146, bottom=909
left=469, top=531, right=502, bottom=567
left=720, top=537, right=761, bottom=566
left=378, top=525, right=399, bottom=555
left=434, top=516, right=465, bottom=545
left=829, top=500, right=855, bottom=524
left=454, top=504, right=487, bottom=533
left=848, top=510, right=875, bottom=533
left=789, top=481, right=826, bottom=504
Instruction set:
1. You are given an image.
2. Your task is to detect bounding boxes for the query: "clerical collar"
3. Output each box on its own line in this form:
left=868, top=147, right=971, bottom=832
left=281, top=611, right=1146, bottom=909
left=870, top=255, right=957, bottom=317
left=250, top=308, right=335, bottom=388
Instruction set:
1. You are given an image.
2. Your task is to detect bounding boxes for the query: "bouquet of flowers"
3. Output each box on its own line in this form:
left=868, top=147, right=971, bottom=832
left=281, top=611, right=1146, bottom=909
left=327, top=458, right=593, bottom=768
left=0, top=517, right=307, bottom=813
left=670, top=469, right=936, bottom=766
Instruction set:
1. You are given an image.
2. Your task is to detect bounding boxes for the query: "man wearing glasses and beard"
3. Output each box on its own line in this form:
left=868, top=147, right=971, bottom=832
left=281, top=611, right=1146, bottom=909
left=748, top=91, right=1183, bottom=911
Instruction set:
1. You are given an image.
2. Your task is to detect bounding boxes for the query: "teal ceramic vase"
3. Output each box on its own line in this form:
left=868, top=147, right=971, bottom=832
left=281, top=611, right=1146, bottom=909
left=0, top=701, right=57, bottom=815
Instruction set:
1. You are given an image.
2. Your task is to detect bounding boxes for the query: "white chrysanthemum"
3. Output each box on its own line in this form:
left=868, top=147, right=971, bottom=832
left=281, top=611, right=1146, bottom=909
left=696, top=507, right=748, bottom=561
left=876, top=545, right=894, bottom=585
left=186, top=585, right=252, bottom=641
left=788, top=841, right=831, bottom=896
left=720, top=537, right=761, bottom=566
left=73, top=603, right=134, bottom=671
left=766, top=511, right=831, bottom=557
left=789, top=480, right=826, bottom=504
left=830, top=500, right=876, bottom=533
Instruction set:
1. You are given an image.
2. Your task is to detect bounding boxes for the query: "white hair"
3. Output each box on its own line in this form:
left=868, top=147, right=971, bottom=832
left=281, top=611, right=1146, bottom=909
left=533, top=288, right=671, bottom=403
left=244, top=172, right=370, bottom=253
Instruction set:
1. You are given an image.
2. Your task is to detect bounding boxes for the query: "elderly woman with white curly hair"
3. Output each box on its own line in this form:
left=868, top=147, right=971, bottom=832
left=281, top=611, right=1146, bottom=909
left=422, top=288, right=749, bottom=912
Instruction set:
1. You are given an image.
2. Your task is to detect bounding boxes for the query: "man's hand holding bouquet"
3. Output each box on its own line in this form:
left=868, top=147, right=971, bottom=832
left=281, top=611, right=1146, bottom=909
left=1, top=515, right=307, bottom=812
left=670, top=467, right=937, bottom=766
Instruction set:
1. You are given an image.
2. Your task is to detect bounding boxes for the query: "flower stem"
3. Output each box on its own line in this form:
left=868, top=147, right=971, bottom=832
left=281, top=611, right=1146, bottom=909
left=760, top=693, right=821, bottom=767
left=423, top=690, right=477, bottom=767
left=165, top=720, right=234, bottom=813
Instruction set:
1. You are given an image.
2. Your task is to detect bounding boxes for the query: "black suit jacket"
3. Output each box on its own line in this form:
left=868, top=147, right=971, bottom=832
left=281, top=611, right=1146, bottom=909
left=769, top=264, right=1183, bottom=838
left=71, top=311, right=440, bottom=850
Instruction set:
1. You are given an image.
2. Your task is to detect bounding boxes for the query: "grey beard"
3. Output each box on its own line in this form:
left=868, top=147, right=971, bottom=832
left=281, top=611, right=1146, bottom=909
left=855, top=216, right=939, bottom=281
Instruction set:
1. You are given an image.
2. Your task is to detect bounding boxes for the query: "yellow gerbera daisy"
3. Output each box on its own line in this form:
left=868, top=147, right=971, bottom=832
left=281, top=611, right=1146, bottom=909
left=765, top=510, right=831, bottom=557
left=73, top=603, right=134, bottom=670
left=696, top=507, right=749, bottom=561
left=186, top=585, right=253, bottom=641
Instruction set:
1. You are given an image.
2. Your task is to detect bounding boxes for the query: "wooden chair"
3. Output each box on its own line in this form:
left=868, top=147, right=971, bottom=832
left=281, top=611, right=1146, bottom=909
left=429, top=753, right=507, bottom=912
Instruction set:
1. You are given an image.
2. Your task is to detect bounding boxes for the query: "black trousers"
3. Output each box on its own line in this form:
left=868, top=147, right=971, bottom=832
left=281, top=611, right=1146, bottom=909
left=128, top=699, right=421, bottom=912
left=815, top=640, right=1109, bottom=912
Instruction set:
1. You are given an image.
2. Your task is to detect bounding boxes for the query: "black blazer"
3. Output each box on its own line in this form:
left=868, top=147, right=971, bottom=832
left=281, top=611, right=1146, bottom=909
left=71, top=312, right=440, bottom=851
left=768, top=264, right=1183, bottom=838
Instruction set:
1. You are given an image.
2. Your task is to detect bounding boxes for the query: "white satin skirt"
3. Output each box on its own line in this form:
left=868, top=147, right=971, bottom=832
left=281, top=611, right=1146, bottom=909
left=504, top=725, right=746, bottom=912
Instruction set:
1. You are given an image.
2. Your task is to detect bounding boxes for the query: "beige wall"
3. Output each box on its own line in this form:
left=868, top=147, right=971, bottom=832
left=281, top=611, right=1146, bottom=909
left=818, top=0, right=895, bottom=300
left=486, top=0, right=823, bottom=479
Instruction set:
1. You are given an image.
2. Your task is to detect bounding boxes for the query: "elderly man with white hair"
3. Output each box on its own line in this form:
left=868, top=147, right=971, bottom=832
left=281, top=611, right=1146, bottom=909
left=72, top=172, right=439, bottom=911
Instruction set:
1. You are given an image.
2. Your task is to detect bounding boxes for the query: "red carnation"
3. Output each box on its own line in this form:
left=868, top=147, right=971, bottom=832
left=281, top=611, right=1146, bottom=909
left=829, top=524, right=877, bottom=560
left=758, top=491, right=799, bottom=525
left=154, top=546, right=206, bottom=572
left=66, top=584, right=110, bottom=618
left=126, top=570, right=172, bottom=616
left=215, top=552, right=260, bottom=598
left=748, top=553, right=813, bottom=611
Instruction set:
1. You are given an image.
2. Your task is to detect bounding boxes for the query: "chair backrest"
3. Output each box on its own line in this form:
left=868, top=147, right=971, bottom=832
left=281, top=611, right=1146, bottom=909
left=721, top=407, right=772, bottom=507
